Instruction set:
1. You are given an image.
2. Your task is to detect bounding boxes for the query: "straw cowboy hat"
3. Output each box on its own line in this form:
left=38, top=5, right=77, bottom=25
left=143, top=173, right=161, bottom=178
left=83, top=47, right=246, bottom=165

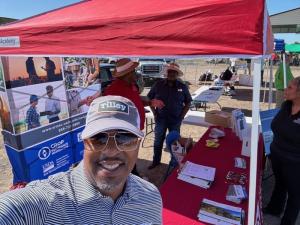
left=166, top=63, right=183, bottom=77
left=113, top=58, right=139, bottom=78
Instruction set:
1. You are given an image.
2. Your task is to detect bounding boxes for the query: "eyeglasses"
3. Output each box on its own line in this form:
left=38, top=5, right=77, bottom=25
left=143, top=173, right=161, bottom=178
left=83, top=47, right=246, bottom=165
left=86, top=131, right=141, bottom=152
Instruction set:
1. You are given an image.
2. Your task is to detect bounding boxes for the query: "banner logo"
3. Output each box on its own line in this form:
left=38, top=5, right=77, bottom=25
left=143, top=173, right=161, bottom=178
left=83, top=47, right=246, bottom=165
left=38, top=147, right=51, bottom=160
left=0, top=36, right=20, bottom=48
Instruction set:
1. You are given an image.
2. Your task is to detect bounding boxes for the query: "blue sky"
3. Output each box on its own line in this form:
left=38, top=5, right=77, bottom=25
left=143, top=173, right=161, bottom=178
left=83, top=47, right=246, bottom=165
left=0, top=0, right=299, bottom=43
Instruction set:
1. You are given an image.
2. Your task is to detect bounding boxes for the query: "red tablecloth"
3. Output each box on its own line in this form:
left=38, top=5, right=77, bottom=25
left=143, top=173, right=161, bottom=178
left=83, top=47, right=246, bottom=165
left=160, top=127, right=264, bottom=225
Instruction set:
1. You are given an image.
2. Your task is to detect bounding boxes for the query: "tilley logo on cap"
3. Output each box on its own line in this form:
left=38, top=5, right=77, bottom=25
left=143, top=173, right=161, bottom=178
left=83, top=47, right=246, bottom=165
left=98, top=100, right=129, bottom=114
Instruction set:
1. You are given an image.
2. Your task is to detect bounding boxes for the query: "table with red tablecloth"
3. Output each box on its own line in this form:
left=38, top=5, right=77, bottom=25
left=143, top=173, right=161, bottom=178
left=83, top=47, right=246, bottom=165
left=160, top=127, right=264, bottom=225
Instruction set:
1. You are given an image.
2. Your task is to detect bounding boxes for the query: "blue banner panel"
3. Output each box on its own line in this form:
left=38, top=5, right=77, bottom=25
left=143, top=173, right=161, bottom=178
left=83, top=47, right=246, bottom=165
left=5, top=133, right=74, bottom=183
left=274, top=39, right=285, bottom=52
left=71, top=126, right=85, bottom=164
left=260, top=108, right=280, bottom=155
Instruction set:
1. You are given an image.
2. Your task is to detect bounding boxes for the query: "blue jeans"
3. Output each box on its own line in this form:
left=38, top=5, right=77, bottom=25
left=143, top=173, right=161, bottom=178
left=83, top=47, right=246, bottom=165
left=153, top=118, right=181, bottom=164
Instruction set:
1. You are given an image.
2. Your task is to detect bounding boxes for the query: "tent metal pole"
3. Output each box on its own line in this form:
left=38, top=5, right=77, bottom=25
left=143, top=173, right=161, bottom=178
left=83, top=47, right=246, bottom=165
left=283, top=54, right=287, bottom=88
left=247, top=59, right=261, bottom=225
left=268, top=60, right=273, bottom=109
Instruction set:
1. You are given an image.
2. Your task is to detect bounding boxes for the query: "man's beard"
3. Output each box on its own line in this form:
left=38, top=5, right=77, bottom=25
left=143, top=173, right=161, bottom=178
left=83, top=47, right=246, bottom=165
left=94, top=177, right=124, bottom=193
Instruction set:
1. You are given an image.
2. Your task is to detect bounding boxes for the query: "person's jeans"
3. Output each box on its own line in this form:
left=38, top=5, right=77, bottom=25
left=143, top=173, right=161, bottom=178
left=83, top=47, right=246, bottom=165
left=153, top=118, right=181, bottom=164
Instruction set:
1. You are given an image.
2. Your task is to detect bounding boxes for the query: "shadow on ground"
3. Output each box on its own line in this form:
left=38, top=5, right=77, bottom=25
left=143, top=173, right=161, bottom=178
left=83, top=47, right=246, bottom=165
left=136, top=158, right=169, bottom=188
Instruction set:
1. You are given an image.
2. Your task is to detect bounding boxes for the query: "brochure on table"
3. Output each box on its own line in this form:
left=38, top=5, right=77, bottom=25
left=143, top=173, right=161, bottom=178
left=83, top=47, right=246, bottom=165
left=198, top=198, right=244, bottom=225
left=178, top=161, right=216, bottom=189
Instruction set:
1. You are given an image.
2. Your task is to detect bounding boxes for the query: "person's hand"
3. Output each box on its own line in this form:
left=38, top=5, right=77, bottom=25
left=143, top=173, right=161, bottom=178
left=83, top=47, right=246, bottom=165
left=151, top=99, right=165, bottom=109
left=80, top=98, right=88, bottom=106
left=86, top=96, right=94, bottom=106
left=87, top=73, right=97, bottom=84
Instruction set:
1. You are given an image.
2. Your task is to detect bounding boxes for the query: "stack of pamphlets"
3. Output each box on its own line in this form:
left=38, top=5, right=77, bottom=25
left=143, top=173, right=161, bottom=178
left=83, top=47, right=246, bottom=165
left=231, top=109, right=247, bottom=141
left=198, top=198, right=245, bottom=225
left=226, top=185, right=248, bottom=204
left=177, top=161, right=216, bottom=189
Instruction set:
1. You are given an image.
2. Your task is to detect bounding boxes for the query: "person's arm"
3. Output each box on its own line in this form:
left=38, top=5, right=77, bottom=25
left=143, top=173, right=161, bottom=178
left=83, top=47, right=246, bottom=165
left=87, top=59, right=100, bottom=84
left=86, top=91, right=102, bottom=106
left=26, top=109, right=32, bottom=128
left=0, top=190, right=48, bottom=225
left=140, top=96, right=165, bottom=109
left=0, top=201, right=26, bottom=224
left=78, top=98, right=87, bottom=108
left=180, top=85, right=192, bottom=120
left=180, top=103, right=190, bottom=120
left=147, top=84, right=160, bottom=119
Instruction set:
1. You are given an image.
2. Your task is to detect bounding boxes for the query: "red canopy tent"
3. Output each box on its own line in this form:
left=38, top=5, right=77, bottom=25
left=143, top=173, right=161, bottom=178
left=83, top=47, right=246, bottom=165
left=0, top=0, right=272, bottom=57
left=0, top=0, right=273, bottom=224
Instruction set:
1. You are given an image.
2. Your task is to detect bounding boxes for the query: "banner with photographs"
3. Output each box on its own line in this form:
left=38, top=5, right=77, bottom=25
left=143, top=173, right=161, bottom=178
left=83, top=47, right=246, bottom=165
left=0, top=58, right=5, bottom=92
left=1, top=56, right=102, bottom=183
left=0, top=58, right=14, bottom=133
left=0, top=91, right=14, bottom=133
left=63, top=57, right=101, bottom=116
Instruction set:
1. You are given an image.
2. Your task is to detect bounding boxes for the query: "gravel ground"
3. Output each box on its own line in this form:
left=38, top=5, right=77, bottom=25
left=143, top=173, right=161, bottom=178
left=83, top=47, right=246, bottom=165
left=1, top=60, right=300, bottom=224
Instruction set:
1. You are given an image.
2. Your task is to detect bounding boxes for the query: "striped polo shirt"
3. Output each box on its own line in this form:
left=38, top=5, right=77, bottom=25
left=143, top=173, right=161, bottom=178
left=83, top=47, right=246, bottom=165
left=0, top=163, right=162, bottom=225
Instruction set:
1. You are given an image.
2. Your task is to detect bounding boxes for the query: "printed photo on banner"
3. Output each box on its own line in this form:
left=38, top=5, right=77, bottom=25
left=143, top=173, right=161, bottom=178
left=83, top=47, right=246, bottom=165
left=6, top=81, right=69, bottom=134
left=3, top=56, right=62, bottom=89
left=63, top=57, right=101, bottom=89
left=0, top=92, right=14, bottom=133
left=0, top=58, right=5, bottom=91
left=66, top=86, right=100, bottom=117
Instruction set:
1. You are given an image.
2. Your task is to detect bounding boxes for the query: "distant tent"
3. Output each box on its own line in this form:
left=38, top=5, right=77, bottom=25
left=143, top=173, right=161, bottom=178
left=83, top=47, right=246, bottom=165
left=285, top=43, right=300, bottom=53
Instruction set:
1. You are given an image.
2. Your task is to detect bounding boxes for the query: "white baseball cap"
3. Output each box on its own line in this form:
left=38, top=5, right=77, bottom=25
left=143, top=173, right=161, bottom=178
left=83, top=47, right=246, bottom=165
left=81, top=95, right=144, bottom=139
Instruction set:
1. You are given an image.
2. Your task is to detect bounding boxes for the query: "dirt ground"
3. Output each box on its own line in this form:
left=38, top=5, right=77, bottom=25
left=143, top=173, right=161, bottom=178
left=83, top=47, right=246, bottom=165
left=1, top=60, right=300, bottom=224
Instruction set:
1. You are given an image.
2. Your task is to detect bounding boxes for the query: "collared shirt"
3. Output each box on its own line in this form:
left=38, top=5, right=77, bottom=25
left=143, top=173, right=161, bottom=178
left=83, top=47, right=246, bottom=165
left=147, top=79, right=192, bottom=123
left=45, top=95, right=61, bottom=119
left=25, top=106, right=40, bottom=130
left=104, top=79, right=145, bottom=130
left=0, top=163, right=162, bottom=225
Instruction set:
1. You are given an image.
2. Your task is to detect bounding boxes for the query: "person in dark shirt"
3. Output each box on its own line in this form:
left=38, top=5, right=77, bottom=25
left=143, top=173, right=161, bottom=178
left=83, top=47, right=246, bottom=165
left=147, top=63, right=192, bottom=169
left=26, top=95, right=41, bottom=130
left=264, top=77, right=300, bottom=225
left=25, top=57, right=39, bottom=84
left=42, top=57, right=56, bottom=82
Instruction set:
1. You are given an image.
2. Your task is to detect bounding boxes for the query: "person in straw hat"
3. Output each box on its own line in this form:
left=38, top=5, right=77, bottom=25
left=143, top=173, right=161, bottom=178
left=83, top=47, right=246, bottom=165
left=104, top=58, right=165, bottom=175
left=147, top=62, right=192, bottom=169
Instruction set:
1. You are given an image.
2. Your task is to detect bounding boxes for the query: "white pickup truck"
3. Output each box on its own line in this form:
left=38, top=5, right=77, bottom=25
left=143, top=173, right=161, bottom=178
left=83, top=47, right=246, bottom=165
left=136, top=58, right=168, bottom=79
